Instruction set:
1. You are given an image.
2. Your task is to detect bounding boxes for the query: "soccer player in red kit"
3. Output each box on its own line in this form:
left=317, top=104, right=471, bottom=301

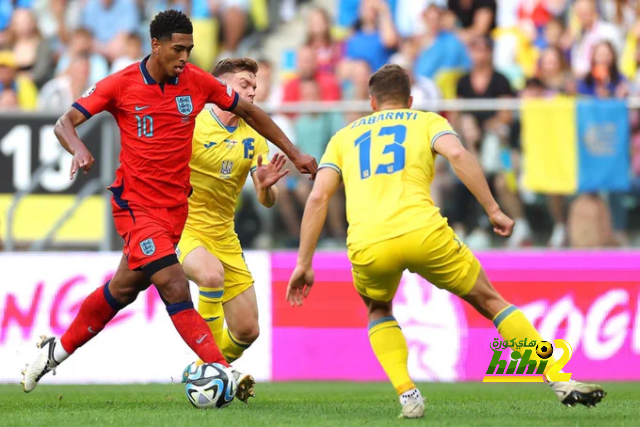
left=21, top=10, right=317, bottom=398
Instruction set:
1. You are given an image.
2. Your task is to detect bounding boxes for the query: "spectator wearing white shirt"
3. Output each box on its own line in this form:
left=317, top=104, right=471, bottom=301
left=56, top=28, right=109, bottom=86
left=571, top=0, right=623, bottom=79
left=38, top=55, right=90, bottom=112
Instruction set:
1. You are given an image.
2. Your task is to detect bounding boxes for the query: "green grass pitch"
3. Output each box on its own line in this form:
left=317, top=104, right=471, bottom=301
left=1, top=382, right=639, bottom=426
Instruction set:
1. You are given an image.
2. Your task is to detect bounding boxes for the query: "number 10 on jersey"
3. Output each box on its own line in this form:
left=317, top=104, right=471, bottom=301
left=355, top=125, right=407, bottom=179
left=136, top=115, right=154, bottom=138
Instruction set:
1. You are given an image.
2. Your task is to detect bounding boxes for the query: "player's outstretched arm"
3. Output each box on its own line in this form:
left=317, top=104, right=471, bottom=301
left=232, top=97, right=318, bottom=178
left=54, top=107, right=95, bottom=179
left=434, top=134, right=515, bottom=237
left=251, top=153, right=289, bottom=208
left=286, top=168, right=341, bottom=306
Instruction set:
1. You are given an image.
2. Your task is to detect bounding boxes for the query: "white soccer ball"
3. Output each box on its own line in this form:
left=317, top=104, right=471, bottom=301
left=184, top=362, right=236, bottom=409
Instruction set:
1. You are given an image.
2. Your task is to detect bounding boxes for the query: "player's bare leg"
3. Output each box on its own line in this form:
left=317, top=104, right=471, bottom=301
left=461, top=269, right=606, bottom=407
left=182, top=247, right=255, bottom=402
left=223, top=286, right=259, bottom=402
left=360, top=295, right=424, bottom=419
left=22, top=255, right=149, bottom=392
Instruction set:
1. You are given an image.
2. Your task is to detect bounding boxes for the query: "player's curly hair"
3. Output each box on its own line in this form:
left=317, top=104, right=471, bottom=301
left=150, top=9, right=193, bottom=41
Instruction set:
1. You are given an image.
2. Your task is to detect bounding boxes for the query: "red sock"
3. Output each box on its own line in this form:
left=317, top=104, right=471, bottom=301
left=60, top=283, right=122, bottom=354
left=168, top=302, right=229, bottom=367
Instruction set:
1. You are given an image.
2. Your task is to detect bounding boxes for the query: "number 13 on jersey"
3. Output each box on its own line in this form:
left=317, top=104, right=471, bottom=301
left=355, top=125, right=406, bottom=179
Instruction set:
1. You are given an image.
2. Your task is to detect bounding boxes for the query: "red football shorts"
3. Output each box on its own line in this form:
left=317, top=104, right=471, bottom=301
left=111, top=199, right=188, bottom=270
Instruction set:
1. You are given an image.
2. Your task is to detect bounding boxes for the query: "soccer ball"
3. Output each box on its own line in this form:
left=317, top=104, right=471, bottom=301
left=184, top=362, right=236, bottom=409
left=536, top=341, right=554, bottom=359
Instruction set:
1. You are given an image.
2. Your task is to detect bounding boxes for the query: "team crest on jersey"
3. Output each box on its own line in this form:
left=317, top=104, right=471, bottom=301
left=175, top=96, right=193, bottom=115
left=140, top=238, right=156, bottom=256
left=82, top=84, right=96, bottom=98
left=220, top=160, right=234, bottom=176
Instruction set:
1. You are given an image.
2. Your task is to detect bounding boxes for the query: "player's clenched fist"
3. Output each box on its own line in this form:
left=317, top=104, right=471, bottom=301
left=291, top=153, right=318, bottom=180
left=70, top=146, right=95, bottom=179
left=488, top=209, right=515, bottom=238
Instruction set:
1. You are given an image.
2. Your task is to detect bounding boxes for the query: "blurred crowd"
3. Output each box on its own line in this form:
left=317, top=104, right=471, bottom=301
left=253, top=0, right=640, bottom=250
left=1, top=0, right=639, bottom=249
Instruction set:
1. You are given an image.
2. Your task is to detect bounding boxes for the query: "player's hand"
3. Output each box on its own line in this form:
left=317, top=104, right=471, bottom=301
left=70, top=146, right=95, bottom=179
left=256, top=153, right=289, bottom=188
left=291, top=152, right=318, bottom=180
left=286, top=264, right=315, bottom=307
left=488, top=209, right=515, bottom=237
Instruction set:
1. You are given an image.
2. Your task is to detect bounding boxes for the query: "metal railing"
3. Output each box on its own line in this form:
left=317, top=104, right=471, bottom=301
left=2, top=96, right=638, bottom=251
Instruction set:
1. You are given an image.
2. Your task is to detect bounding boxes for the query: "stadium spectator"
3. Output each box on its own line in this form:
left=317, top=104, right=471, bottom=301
left=110, top=33, right=143, bottom=73
left=33, top=0, right=82, bottom=52
left=414, top=4, right=471, bottom=81
left=341, top=59, right=371, bottom=123
left=0, top=50, right=37, bottom=110
left=38, top=54, right=90, bottom=111
left=81, top=0, right=140, bottom=61
left=8, top=8, right=54, bottom=88
left=537, top=46, right=575, bottom=94
left=447, top=0, right=497, bottom=43
left=392, top=0, right=434, bottom=39
left=570, top=0, right=623, bottom=78
left=0, top=1, right=33, bottom=45
left=282, top=45, right=341, bottom=106
left=0, top=86, right=19, bottom=110
left=453, top=36, right=532, bottom=248
left=55, top=28, right=109, bottom=86
left=577, top=40, right=628, bottom=98
left=294, top=78, right=344, bottom=169
left=305, top=7, right=342, bottom=74
left=538, top=17, right=571, bottom=52
left=174, top=0, right=252, bottom=61
left=576, top=40, right=630, bottom=246
left=276, top=77, right=347, bottom=249
left=344, top=0, right=399, bottom=73
left=601, top=0, right=639, bottom=33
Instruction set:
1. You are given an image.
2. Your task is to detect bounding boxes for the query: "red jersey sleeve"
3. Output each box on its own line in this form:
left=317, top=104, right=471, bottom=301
left=72, top=73, right=121, bottom=118
left=198, top=70, right=239, bottom=111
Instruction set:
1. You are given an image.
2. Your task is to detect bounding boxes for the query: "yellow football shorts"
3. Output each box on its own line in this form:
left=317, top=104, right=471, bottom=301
left=177, top=229, right=254, bottom=303
left=348, top=225, right=481, bottom=302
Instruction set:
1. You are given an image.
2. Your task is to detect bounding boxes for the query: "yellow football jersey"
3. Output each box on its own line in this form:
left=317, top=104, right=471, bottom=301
left=185, top=109, right=269, bottom=237
left=319, top=108, right=457, bottom=249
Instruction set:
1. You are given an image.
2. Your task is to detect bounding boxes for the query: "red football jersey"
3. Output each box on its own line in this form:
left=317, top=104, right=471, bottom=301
left=73, top=57, right=239, bottom=207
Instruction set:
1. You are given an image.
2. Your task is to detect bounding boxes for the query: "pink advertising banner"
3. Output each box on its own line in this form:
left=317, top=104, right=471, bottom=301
left=271, top=252, right=640, bottom=382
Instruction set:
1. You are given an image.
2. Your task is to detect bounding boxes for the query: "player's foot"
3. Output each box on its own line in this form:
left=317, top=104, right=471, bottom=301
left=229, top=367, right=255, bottom=403
left=21, top=336, right=59, bottom=393
left=550, top=380, right=607, bottom=407
left=398, top=388, right=425, bottom=419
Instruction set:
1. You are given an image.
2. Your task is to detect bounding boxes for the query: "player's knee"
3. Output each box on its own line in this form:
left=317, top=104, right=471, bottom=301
left=158, top=276, right=191, bottom=304
left=366, top=299, right=393, bottom=321
left=197, top=269, right=225, bottom=290
left=233, top=322, right=259, bottom=344
left=109, top=281, right=141, bottom=306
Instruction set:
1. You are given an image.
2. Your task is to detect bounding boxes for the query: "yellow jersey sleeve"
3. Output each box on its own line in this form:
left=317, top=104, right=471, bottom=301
left=428, top=114, right=458, bottom=151
left=318, top=134, right=343, bottom=176
left=250, top=137, right=270, bottom=174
